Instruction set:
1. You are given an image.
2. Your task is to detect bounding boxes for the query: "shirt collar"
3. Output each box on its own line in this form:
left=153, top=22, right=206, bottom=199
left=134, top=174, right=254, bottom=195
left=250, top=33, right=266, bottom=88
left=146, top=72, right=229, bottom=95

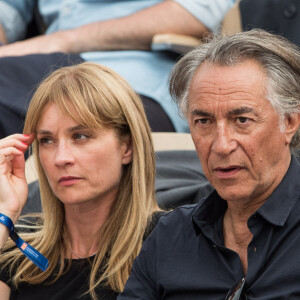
left=192, top=155, right=300, bottom=234
left=257, top=155, right=300, bottom=226
left=192, top=190, right=227, bottom=236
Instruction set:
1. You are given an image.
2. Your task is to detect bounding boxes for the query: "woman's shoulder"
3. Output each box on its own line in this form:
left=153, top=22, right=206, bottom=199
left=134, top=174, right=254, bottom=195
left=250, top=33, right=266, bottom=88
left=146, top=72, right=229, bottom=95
left=7, top=258, right=118, bottom=300
left=0, top=263, right=11, bottom=286
left=0, top=247, right=19, bottom=287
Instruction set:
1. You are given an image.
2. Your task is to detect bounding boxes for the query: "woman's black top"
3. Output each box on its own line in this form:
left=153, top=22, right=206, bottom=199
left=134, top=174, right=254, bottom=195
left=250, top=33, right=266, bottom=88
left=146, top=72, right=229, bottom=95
left=0, top=257, right=118, bottom=300
left=0, top=211, right=165, bottom=299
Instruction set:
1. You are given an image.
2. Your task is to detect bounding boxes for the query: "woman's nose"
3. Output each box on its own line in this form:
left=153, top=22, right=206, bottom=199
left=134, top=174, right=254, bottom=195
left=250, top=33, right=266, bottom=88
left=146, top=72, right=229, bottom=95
left=54, top=141, right=75, bottom=166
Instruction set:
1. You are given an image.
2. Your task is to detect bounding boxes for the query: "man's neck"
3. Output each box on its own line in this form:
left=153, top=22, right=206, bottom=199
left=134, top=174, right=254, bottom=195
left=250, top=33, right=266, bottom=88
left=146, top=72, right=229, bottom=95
left=223, top=206, right=255, bottom=275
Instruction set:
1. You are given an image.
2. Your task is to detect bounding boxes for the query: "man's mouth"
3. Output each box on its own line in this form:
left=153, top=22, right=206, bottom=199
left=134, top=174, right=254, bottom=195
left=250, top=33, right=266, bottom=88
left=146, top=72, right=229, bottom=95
left=214, top=166, right=243, bottom=178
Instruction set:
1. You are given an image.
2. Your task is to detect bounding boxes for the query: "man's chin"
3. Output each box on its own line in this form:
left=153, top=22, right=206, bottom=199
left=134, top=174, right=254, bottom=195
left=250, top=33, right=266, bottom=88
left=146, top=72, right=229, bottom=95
left=215, top=187, right=251, bottom=203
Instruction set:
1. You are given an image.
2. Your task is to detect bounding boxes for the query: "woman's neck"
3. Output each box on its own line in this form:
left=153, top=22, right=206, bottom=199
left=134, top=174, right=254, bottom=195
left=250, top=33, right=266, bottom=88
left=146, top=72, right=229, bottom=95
left=64, top=198, right=114, bottom=258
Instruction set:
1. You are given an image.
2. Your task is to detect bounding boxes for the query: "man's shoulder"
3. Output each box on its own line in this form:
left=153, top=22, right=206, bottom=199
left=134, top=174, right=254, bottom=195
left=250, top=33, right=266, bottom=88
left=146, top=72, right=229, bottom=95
left=141, top=202, right=207, bottom=255
left=157, top=202, right=203, bottom=230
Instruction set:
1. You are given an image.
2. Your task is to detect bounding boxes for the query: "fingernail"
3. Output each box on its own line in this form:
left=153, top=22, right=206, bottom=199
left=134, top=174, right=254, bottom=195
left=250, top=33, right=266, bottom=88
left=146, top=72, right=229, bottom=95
left=23, top=134, right=30, bottom=137
left=21, top=142, right=28, bottom=146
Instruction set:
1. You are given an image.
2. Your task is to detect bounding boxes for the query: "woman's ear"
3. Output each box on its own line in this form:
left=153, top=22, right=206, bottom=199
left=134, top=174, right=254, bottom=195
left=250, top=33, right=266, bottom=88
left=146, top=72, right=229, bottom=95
left=284, top=112, right=300, bottom=145
left=121, top=136, right=133, bottom=165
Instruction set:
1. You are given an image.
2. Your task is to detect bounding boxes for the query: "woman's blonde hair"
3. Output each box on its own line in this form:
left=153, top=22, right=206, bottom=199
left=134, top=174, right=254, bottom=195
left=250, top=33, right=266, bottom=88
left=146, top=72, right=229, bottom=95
left=1, top=62, right=158, bottom=299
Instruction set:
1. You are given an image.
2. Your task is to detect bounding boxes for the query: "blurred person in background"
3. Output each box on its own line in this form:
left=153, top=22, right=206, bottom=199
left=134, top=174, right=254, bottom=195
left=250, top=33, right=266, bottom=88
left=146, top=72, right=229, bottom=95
left=0, top=0, right=236, bottom=137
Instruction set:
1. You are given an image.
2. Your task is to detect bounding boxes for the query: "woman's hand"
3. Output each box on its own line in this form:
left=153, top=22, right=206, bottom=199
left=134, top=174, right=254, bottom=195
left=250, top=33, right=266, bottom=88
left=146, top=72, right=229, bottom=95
left=0, top=134, right=35, bottom=223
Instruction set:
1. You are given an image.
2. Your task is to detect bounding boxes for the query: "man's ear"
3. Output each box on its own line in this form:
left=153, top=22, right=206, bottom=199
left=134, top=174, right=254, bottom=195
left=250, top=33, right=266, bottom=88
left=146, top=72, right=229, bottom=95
left=121, top=136, right=133, bottom=165
left=284, top=112, right=300, bottom=145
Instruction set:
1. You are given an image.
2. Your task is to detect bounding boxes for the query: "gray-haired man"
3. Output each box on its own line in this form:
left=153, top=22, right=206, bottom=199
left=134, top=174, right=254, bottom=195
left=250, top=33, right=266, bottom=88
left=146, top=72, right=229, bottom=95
left=118, top=29, right=300, bottom=299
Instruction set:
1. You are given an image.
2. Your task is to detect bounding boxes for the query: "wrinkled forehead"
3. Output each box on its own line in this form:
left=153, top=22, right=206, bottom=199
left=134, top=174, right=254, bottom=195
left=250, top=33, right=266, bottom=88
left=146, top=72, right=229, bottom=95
left=188, top=60, right=268, bottom=112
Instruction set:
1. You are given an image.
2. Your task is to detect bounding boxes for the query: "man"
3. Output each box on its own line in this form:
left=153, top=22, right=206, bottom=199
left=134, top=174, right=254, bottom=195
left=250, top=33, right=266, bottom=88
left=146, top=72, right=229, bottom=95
left=118, top=29, right=300, bottom=299
left=0, top=0, right=236, bottom=136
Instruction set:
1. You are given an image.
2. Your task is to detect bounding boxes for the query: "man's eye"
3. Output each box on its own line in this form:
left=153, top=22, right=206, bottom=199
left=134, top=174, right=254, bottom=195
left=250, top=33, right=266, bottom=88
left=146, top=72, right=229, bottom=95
left=237, top=117, right=249, bottom=124
left=196, top=118, right=210, bottom=125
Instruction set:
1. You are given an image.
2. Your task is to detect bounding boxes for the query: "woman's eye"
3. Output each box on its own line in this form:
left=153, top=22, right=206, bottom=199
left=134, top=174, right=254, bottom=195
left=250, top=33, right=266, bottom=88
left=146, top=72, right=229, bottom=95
left=74, top=133, right=90, bottom=140
left=38, top=137, right=52, bottom=145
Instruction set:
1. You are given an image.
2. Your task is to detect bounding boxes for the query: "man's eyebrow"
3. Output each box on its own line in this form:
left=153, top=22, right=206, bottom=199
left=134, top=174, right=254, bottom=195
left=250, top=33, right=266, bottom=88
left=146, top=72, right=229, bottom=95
left=227, top=107, right=255, bottom=117
left=191, top=109, right=213, bottom=118
left=190, top=107, right=256, bottom=118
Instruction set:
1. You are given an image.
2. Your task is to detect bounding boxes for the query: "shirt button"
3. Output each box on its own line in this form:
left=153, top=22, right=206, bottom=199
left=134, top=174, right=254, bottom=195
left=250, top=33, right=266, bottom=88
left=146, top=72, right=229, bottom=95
left=283, top=2, right=297, bottom=19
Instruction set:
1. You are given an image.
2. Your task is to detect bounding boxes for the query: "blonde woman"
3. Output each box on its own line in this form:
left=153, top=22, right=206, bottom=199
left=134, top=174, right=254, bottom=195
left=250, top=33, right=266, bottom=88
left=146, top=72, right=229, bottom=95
left=0, top=62, right=159, bottom=299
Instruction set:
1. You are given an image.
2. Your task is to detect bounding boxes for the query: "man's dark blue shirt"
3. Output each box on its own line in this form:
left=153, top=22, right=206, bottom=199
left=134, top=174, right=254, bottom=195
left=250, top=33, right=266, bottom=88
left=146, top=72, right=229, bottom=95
left=119, top=156, right=300, bottom=299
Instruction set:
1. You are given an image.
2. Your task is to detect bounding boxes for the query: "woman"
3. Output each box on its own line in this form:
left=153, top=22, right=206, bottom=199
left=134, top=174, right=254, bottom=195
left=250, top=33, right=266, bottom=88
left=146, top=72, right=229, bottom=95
left=0, top=62, right=159, bottom=299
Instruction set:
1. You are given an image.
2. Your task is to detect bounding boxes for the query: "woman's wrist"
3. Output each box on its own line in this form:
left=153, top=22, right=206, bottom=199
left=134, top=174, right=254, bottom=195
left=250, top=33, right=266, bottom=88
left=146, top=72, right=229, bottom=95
left=0, top=212, right=49, bottom=271
left=0, top=221, right=10, bottom=249
left=0, top=209, right=20, bottom=224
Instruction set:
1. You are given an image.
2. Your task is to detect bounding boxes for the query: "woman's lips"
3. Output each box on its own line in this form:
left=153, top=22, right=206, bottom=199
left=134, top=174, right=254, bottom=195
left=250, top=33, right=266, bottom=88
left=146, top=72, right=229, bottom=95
left=58, top=176, right=82, bottom=186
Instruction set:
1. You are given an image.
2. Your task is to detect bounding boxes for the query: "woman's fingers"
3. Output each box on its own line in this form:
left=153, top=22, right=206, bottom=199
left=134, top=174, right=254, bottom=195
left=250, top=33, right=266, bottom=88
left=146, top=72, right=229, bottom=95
left=0, top=134, right=34, bottom=153
left=0, top=134, right=34, bottom=222
left=0, top=133, right=35, bottom=178
left=0, top=147, right=23, bottom=166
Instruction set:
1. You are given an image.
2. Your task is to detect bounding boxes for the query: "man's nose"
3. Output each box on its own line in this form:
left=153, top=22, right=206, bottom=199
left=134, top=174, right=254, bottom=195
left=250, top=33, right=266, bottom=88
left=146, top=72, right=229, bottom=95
left=54, top=141, right=75, bottom=166
left=211, top=124, right=237, bottom=156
